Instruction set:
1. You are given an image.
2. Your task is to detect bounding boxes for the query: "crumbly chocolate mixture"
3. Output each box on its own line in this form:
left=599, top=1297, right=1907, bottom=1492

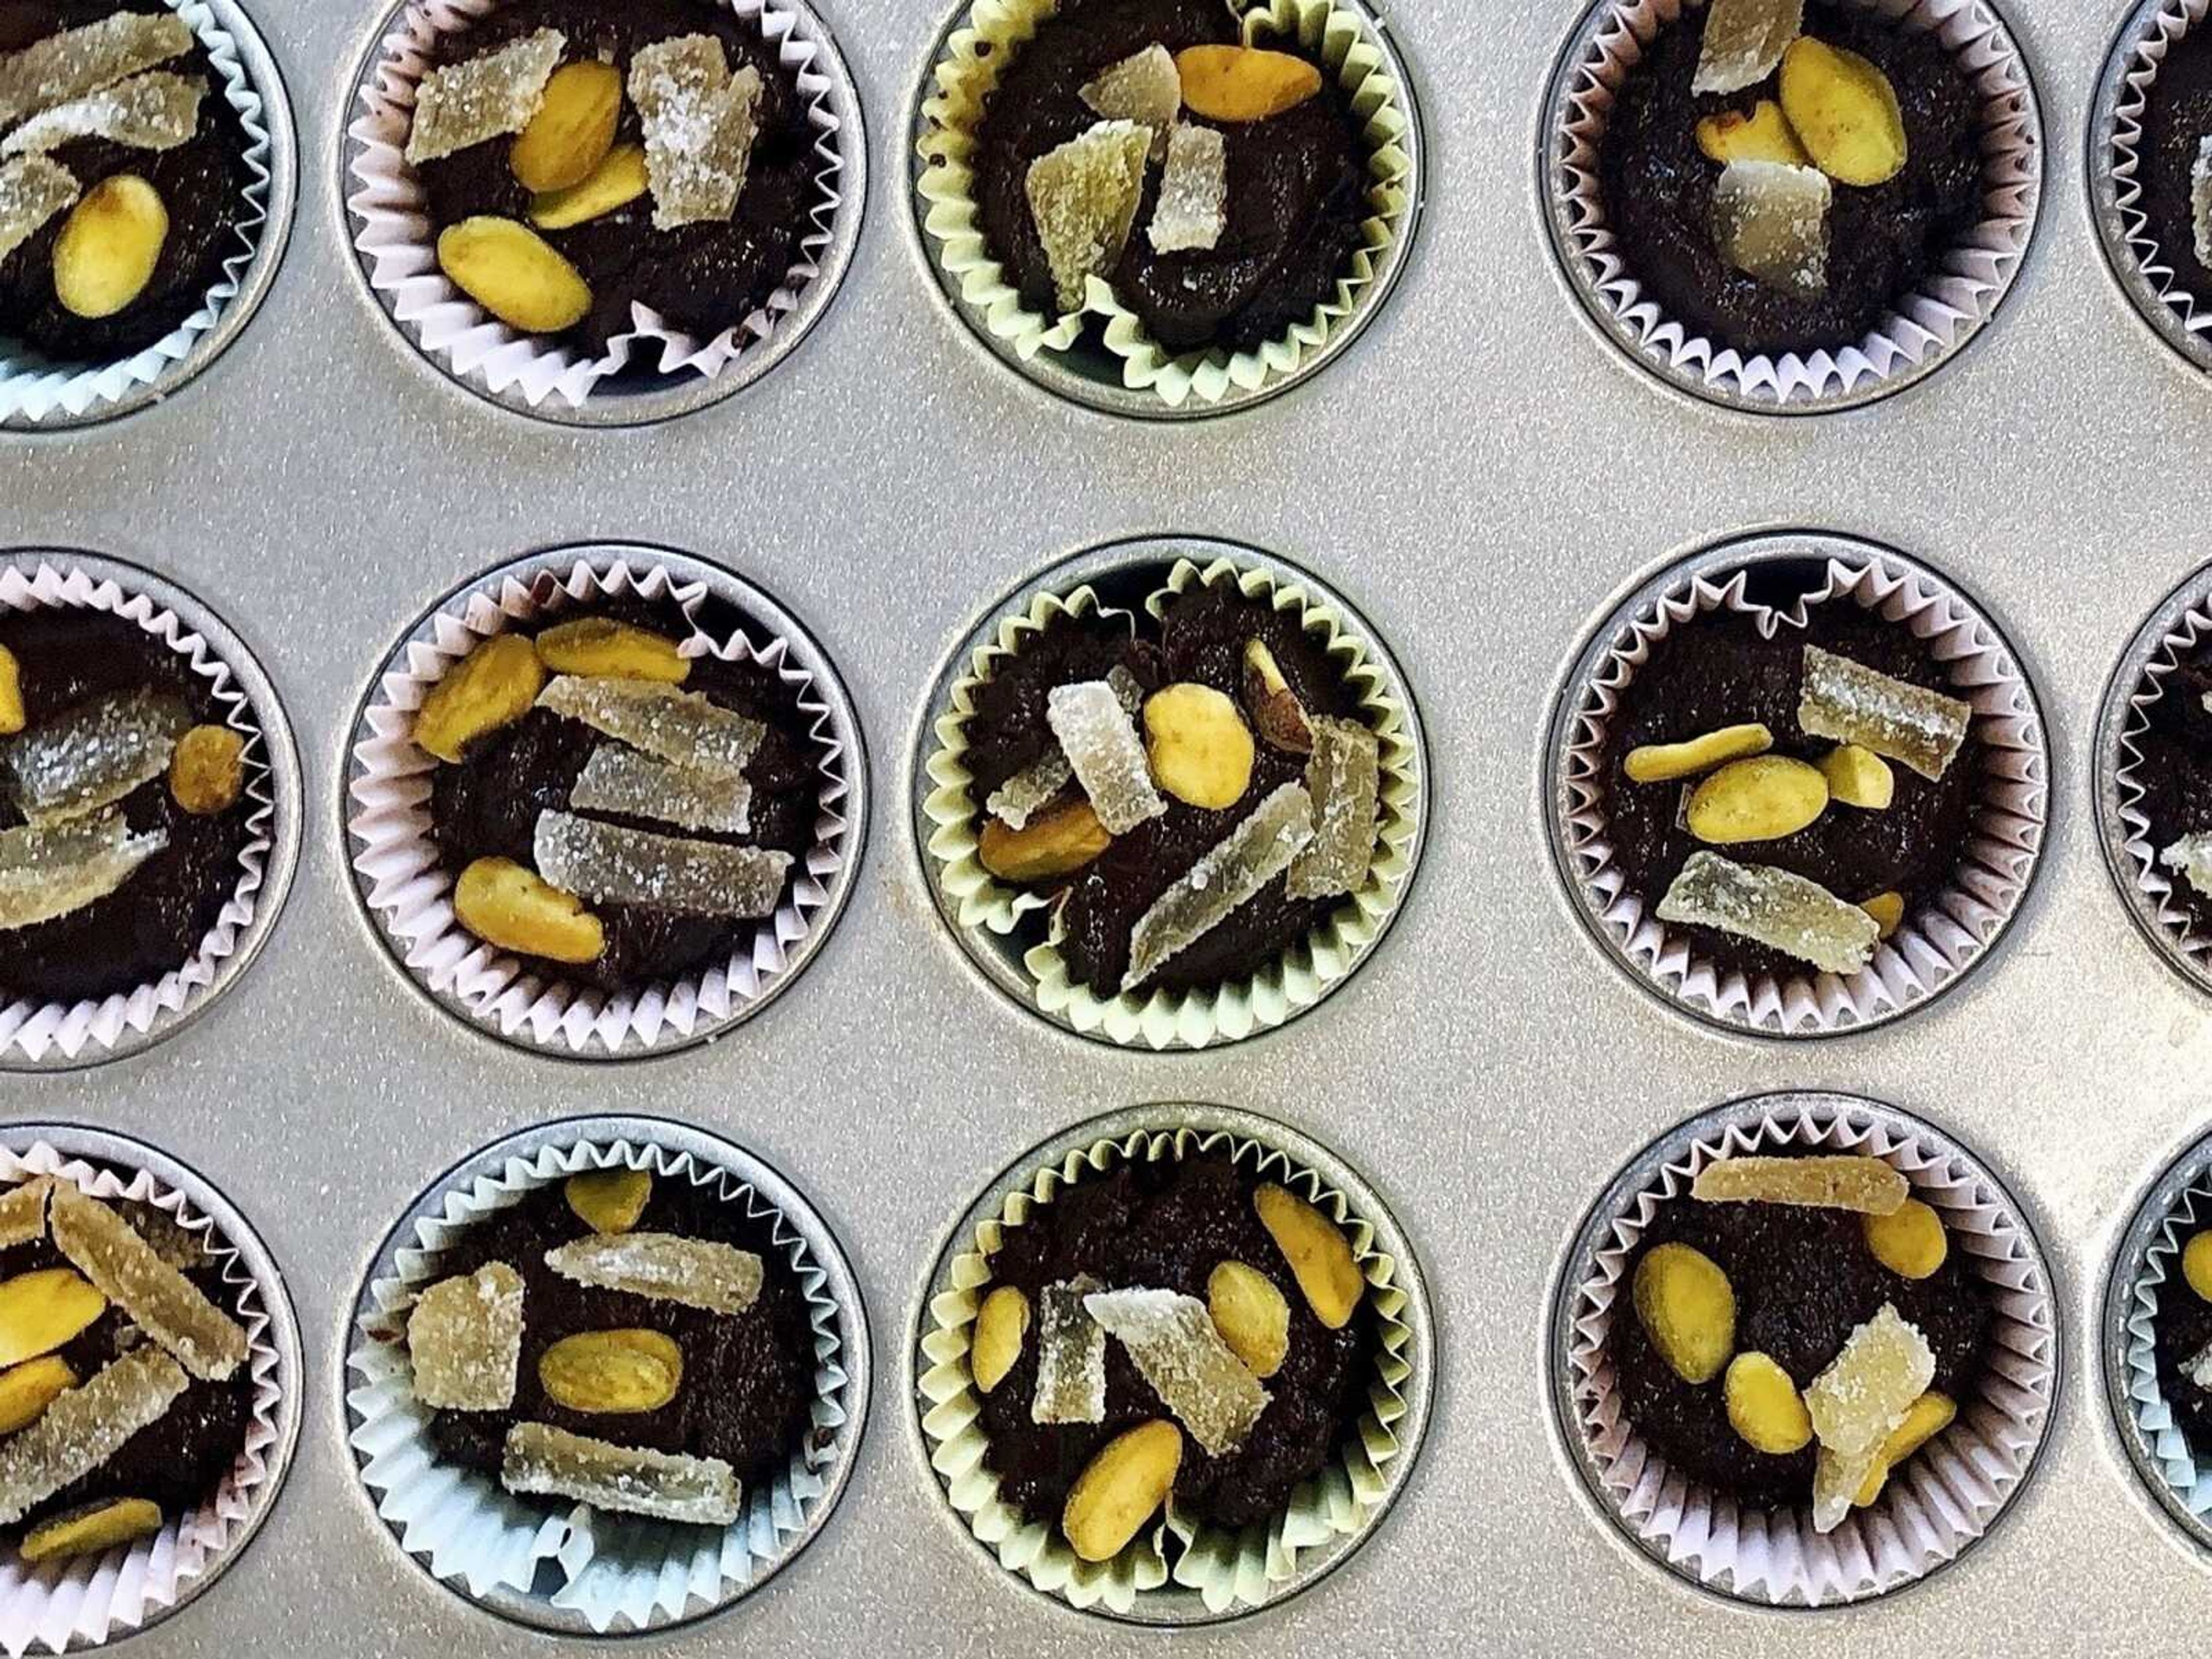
left=2135, top=18, right=2212, bottom=316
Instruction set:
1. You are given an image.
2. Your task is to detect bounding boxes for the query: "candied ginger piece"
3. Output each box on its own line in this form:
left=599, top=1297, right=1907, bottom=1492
left=571, top=743, right=752, bottom=836
left=1805, top=1304, right=1933, bottom=1532
left=630, top=36, right=761, bottom=230
left=1084, top=1286, right=1269, bottom=1456
left=51, top=1183, right=246, bottom=1381
left=406, top=1262, right=522, bottom=1411
left=1693, top=0, right=1803, bottom=95
left=987, top=667, right=1140, bottom=830
left=0, top=810, right=166, bottom=932
left=5, top=687, right=190, bottom=826
left=544, top=1231, right=763, bottom=1315
left=1711, top=159, right=1829, bottom=295
left=1148, top=121, right=1225, bottom=253
left=502, top=1422, right=740, bottom=1525
left=1081, top=44, right=1180, bottom=157
left=2195, top=137, right=2212, bottom=272
left=1654, top=851, right=1879, bottom=976
left=2, top=70, right=201, bottom=157
left=404, top=28, right=565, bottom=165
left=1123, top=782, right=1315, bottom=992
left=0, top=1347, right=185, bottom=1525
left=1798, top=645, right=1971, bottom=782
left=0, top=1177, right=50, bottom=1249
left=0, top=11, right=192, bottom=129
left=2161, top=833, right=2212, bottom=900
left=1031, top=1274, right=1106, bottom=1425
left=1025, top=119, right=1150, bottom=312
left=0, top=153, right=77, bottom=263
left=533, top=810, right=790, bottom=918
left=1691, top=1155, right=1908, bottom=1216
left=1286, top=714, right=1380, bottom=900
left=1812, top=1441, right=1881, bottom=1535
left=536, top=676, right=763, bottom=778
left=1047, top=676, right=1165, bottom=836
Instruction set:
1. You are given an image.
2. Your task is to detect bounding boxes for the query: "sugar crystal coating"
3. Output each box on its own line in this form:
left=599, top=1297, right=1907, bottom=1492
left=0, top=11, right=192, bottom=130
left=570, top=742, right=752, bottom=835
left=1025, top=119, right=1150, bottom=312
left=533, top=810, right=790, bottom=918
left=2187, top=1336, right=2212, bottom=1392
left=544, top=1230, right=763, bottom=1315
left=4, top=687, right=190, bottom=826
left=0, top=1346, right=185, bottom=1525
left=536, top=675, right=763, bottom=778
left=1084, top=1286, right=1269, bottom=1456
left=1693, top=0, right=1804, bottom=96
left=1046, top=676, right=1165, bottom=836
left=404, top=29, right=565, bottom=166
left=629, top=36, right=760, bottom=231
left=0, top=153, right=77, bottom=263
left=0, top=1177, right=49, bottom=1251
left=1148, top=121, right=1225, bottom=253
left=986, top=666, right=1140, bottom=830
left=1654, top=850, right=1880, bottom=976
left=1798, top=645, right=1971, bottom=782
left=1031, top=1273, right=1106, bottom=1425
left=1122, top=781, right=1315, bottom=992
left=502, top=1421, right=740, bottom=1525
left=2161, top=832, right=2212, bottom=900
left=1805, top=1303, right=1933, bottom=1532
left=405, top=1262, right=523, bottom=1411
left=51, top=1183, right=247, bottom=1381
left=2195, top=135, right=2212, bottom=272
left=1710, top=158, right=1829, bottom=295
left=0, top=809, right=166, bottom=932
left=2, top=70, right=202, bottom=157
left=1285, top=714, right=1379, bottom=900
left=1080, top=44, right=1180, bottom=157
left=1691, top=1154, right=1907, bottom=1215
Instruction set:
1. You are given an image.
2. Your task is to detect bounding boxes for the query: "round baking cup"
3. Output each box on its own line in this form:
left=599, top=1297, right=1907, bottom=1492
left=0, top=0, right=297, bottom=431
left=1544, top=528, right=2048, bottom=1040
left=343, top=1113, right=869, bottom=1636
left=0, top=549, right=303, bottom=1072
left=343, top=541, right=866, bottom=1060
left=906, top=0, right=1427, bottom=419
left=341, top=0, right=865, bottom=429
left=1548, top=1089, right=2059, bottom=1609
left=0, top=1122, right=304, bottom=1655
left=1539, top=0, right=2043, bottom=415
left=911, top=1101, right=1434, bottom=1624
left=913, top=533, right=1428, bottom=1052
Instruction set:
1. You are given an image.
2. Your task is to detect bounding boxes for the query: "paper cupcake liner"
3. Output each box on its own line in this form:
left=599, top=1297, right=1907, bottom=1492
left=915, top=0, right=1415, bottom=410
left=1560, top=1093, right=2057, bottom=1607
left=1554, top=537, right=2046, bottom=1036
left=921, top=550, right=1422, bottom=1051
left=344, top=1126, right=857, bottom=1634
left=346, top=0, right=855, bottom=414
left=916, top=1120, right=1416, bottom=1618
left=0, top=1135, right=294, bottom=1657
left=2095, top=0, right=2212, bottom=371
left=0, top=0, right=280, bottom=427
left=346, top=550, right=855, bottom=1058
left=1546, top=0, right=2041, bottom=411
left=0, top=558, right=283, bottom=1067
left=2117, top=1175, right=2212, bottom=1519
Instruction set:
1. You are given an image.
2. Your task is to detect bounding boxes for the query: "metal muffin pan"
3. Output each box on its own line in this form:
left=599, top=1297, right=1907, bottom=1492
left=5, top=0, right=2211, bottom=1648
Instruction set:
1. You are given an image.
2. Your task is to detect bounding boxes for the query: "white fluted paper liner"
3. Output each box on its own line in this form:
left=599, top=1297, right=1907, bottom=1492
left=346, top=555, right=851, bottom=1055
left=915, top=0, right=1412, bottom=409
left=1566, top=1103, right=2055, bottom=1607
left=2104, top=0, right=2212, bottom=346
left=0, top=1141, right=287, bottom=1657
left=916, top=1124, right=1412, bottom=1616
left=0, top=0, right=275, bottom=425
left=347, top=0, right=851, bottom=411
left=1559, top=552, right=2044, bottom=1035
left=0, top=560, right=277, bottom=1065
left=2112, top=582, right=2212, bottom=967
left=1551, top=0, right=2039, bottom=408
left=344, top=1135, right=851, bottom=1634
left=2121, top=1177, right=2212, bottom=1510
left=922, top=554, right=1421, bottom=1051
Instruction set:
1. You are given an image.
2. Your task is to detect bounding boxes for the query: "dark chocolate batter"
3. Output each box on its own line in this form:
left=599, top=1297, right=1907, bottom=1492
left=2127, top=643, right=2212, bottom=941
left=2137, top=21, right=2212, bottom=324
left=423, top=1172, right=819, bottom=1500
left=1596, top=2, right=1985, bottom=359
left=415, top=0, right=816, bottom=357
left=0, top=0, right=252, bottom=361
left=978, top=1153, right=1373, bottom=1531
left=2154, top=1224, right=2212, bottom=1450
left=971, top=0, right=1368, bottom=354
left=0, top=608, right=255, bottom=1007
left=1593, top=567, right=1983, bottom=983
left=428, top=596, right=822, bottom=993
left=1611, top=1165, right=1990, bottom=1509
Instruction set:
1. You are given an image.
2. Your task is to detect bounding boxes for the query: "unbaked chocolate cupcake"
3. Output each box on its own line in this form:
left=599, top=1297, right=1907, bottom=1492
left=2094, top=0, right=2212, bottom=368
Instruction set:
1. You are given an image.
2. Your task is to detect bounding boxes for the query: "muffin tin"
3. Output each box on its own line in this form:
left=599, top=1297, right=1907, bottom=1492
left=6, top=0, right=2212, bottom=1650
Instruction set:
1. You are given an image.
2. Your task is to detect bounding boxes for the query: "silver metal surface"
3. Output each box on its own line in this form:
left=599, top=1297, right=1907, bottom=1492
left=0, top=0, right=2208, bottom=1648
left=906, top=1100, right=1435, bottom=1627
